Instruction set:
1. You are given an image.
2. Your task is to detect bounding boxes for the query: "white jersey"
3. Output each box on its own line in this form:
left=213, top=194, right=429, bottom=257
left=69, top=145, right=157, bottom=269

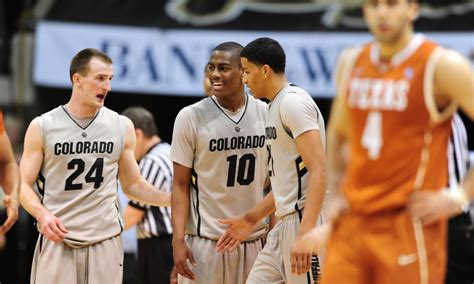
left=171, top=95, right=268, bottom=240
left=266, top=84, right=326, bottom=217
left=38, top=106, right=127, bottom=248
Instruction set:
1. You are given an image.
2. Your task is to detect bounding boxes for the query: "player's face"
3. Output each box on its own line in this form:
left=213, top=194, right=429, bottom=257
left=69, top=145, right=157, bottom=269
left=206, top=50, right=243, bottom=99
left=75, top=57, right=113, bottom=109
left=241, top=57, right=265, bottom=99
left=363, top=0, right=418, bottom=43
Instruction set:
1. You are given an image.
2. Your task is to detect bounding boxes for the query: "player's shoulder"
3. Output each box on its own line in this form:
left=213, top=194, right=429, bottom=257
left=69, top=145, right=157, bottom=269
left=176, top=97, right=213, bottom=118
left=284, top=84, right=312, bottom=103
left=339, top=45, right=364, bottom=66
left=434, top=47, right=470, bottom=70
left=39, top=106, right=64, bottom=127
left=101, top=106, right=118, bottom=115
left=247, top=94, right=268, bottom=110
left=41, top=105, right=63, bottom=117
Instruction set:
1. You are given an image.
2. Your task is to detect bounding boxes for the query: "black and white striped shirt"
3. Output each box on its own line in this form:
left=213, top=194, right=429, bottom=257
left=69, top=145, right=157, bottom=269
left=448, top=114, right=469, bottom=189
left=130, top=142, right=173, bottom=239
left=447, top=114, right=472, bottom=217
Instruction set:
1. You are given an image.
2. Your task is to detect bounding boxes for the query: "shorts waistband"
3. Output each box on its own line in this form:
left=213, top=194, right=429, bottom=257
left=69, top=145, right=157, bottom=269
left=280, top=210, right=303, bottom=221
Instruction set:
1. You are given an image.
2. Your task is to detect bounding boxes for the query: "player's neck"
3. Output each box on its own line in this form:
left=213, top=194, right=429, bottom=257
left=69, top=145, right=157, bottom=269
left=266, top=75, right=288, bottom=102
left=378, top=30, right=414, bottom=62
left=66, top=95, right=100, bottom=118
left=215, top=92, right=246, bottom=112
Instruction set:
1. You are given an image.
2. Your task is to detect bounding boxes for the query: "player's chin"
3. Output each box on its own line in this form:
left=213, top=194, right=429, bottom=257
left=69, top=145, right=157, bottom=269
left=94, top=96, right=106, bottom=105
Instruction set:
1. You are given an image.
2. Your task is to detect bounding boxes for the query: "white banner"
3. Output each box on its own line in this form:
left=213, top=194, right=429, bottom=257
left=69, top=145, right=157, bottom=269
left=34, top=21, right=474, bottom=97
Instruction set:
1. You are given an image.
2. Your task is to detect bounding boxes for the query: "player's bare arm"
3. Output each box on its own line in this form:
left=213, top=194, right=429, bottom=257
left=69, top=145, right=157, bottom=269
left=408, top=49, right=474, bottom=224
left=434, top=49, right=474, bottom=120
left=217, top=189, right=275, bottom=252
left=171, top=162, right=196, bottom=280
left=20, top=118, right=68, bottom=242
left=326, top=47, right=360, bottom=216
left=119, top=118, right=171, bottom=207
left=300, top=48, right=355, bottom=254
left=0, top=125, right=20, bottom=234
left=290, top=129, right=327, bottom=275
left=325, top=48, right=357, bottom=221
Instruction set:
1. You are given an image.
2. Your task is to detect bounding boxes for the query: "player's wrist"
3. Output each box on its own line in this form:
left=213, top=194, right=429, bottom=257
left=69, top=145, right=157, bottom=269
left=172, top=237, right=186, bottom=246
left=445, top=186, right=470, bottom=215
left=243, top=213, right=259, bottom=225
left=34, top=206, right=50, bottom=222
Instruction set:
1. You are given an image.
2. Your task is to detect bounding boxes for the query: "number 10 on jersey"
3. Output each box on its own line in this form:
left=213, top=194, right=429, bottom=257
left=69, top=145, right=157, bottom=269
left=226, top=153, right=256, bottom=187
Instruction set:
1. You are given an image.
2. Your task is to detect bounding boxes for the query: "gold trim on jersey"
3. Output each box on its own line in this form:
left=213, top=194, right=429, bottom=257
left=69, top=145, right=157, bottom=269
left=423, top=47, right=457, bottom=124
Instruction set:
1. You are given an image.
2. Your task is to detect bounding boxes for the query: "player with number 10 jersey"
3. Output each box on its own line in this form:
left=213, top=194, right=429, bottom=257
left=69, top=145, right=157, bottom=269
left=170, top=94, right=269, bottom=240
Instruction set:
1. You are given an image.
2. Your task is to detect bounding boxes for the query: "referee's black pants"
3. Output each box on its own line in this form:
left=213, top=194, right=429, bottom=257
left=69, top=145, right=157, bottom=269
left=137, top=234, right=174, bottom=284
left=445, top=212, right=474, bottom=284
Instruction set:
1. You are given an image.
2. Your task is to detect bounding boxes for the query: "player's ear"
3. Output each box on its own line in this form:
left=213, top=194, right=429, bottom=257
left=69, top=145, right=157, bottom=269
left=135, top=128, right=144, bottom=140
left=408, top=0, right=419, bottom=22
left=72, top=73, right=81, bottom=87
left=262, top=64, right=272, bottom=79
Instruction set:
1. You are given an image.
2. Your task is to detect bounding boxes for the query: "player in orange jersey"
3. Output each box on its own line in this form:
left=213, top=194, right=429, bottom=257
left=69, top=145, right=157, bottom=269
left=301, top=0, right=474, bottom=284
left=0, top=111, right=20, bottom=234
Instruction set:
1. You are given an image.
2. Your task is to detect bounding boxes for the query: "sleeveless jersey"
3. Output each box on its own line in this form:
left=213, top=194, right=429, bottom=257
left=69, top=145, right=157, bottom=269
left=342, top=35, right=455, bottom=214
left=266, top=84, right=326, bottom=217
left=170, top=95, right=268, bottom=240
left=38, top=106, right=127, bottom=248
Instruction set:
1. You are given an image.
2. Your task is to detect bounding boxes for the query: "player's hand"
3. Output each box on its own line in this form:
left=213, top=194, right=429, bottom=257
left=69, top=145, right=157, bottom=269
left=299, top=223, right=332, bottom=254
left=217, top=215, right=256, bottom=252
left=37, top=210, right=68, bottom=242
left=290, top=231, right=313, bottom=275
left=0, top=194, right=19, bottom=234
left=172, top=239, right=196, bottom=280
left=169, top=266, right=178, bottom=284
left=408, top=190, right=463, bottom=225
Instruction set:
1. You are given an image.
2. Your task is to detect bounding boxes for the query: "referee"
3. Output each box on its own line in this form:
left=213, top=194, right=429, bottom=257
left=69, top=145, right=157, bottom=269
left=445, top=114, right=473, bottom=284
left=122, top=107, right=173, bottom=284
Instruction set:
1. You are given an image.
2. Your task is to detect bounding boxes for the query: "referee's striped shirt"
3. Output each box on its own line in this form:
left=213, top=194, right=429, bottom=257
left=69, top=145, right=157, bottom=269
left=447, top=114, right=472, bottom=217
left=447, top=114, right=469, bottom=189
left=129, top=142, right=173, bottom=239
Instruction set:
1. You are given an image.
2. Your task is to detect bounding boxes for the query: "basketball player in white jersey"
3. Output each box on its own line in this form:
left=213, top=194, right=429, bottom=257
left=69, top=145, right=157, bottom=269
left=219, top=37, right=327, bottom=284
left=19, top=48, right=171, bottom=284
left=0, top=110, right=20, bottom=234
left=171, top=42, right=269, bottom=284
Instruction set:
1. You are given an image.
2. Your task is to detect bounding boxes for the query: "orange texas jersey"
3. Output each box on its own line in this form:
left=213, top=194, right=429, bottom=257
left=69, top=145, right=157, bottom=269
left=343, top=36, right=453, bottom=215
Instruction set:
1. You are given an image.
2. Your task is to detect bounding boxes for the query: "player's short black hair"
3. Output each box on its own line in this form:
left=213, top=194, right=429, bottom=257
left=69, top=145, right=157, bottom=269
left=69, top=48, right=112, bottom=83
left=212, top=41, right=244, bottom=67
left=121, top=106, right=158, bottom=138
left=213, top=41, right=243, bottom=54
left=240, top=37, right=286, bottom=74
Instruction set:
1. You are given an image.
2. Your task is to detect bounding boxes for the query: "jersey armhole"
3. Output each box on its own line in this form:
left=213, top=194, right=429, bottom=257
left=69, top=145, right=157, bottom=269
left=279, top=92, right=298, bottom=139
left=423, top=47, right=457, bottom=123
